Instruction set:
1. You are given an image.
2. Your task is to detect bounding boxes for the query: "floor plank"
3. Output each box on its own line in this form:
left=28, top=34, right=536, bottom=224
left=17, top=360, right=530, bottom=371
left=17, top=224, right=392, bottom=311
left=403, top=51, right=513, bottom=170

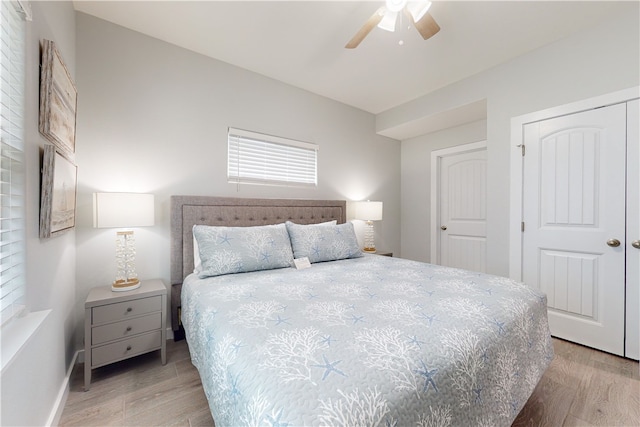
left=59, top=340, right=213, bottom=427
left=569, top=368, right=640, bottom=426
left=59, top=338, right=639, bottom=427
left=514, top=338, right=640, bottom=427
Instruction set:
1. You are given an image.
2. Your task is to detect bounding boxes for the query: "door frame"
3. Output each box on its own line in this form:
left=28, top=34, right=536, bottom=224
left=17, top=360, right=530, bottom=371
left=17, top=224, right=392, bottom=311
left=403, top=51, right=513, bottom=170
left=430, top=140, right=487, bottom=265
left=627, top=99, right=640, bottom=360
left=509, top=86, right=640, bottom=281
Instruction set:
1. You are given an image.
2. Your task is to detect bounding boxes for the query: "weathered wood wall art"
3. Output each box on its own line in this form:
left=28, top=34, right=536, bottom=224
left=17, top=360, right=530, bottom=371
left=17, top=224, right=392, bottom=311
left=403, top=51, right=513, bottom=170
left=39, top=39, right=77, bottom=155
left=40, top=144, right=77, bottom=238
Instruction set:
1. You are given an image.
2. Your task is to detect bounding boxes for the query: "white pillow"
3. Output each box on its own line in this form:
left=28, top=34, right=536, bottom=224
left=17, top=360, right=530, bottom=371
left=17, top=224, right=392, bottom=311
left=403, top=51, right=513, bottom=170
left=193, top=234, right=202, bottom=274
left=309, top=220, right=337, bottom=226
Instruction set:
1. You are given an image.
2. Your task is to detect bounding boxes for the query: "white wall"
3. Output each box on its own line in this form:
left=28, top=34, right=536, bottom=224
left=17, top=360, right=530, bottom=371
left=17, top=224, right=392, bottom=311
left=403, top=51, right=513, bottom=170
left=74, top=13, right=400, bottom=346
left=401, top=120, right=487, bottom=263
left=394, top=4, right=640, bottom=276
left=1, top=2, right=78, bottom=426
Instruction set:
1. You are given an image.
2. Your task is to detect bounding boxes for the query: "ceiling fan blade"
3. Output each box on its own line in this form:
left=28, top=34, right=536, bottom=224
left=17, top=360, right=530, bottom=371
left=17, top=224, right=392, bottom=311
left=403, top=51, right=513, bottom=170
left=412, top=11, right=440, bottom=40
left=345, top=7, right=385, bottom=49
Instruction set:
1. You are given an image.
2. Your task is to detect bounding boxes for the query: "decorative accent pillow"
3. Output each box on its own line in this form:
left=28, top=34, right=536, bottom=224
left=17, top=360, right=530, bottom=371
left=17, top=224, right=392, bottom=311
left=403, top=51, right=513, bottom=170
left=285, top=221, right=363, bottom=263
left=193, top=223, right=294, bottom=278
left=192, top=221, right=335, bottom=274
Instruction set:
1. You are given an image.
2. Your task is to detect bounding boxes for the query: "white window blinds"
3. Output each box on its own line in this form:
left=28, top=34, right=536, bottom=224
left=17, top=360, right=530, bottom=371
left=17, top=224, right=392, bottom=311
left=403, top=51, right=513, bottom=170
left=228, top=128, right=318, bottom=187
left=0, top=0, right=27, bottom=324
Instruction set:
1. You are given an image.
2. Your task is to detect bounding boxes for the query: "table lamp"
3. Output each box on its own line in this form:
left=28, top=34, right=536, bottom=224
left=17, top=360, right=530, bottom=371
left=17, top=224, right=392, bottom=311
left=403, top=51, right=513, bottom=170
left=93, top=192, right=154, bottom=291
left=353, top=200, right=383, bottom=253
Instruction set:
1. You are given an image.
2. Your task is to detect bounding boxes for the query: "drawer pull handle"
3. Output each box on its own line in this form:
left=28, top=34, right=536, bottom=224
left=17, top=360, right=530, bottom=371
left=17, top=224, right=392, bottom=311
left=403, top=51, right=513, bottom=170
left=126, top=345, right=132, bottom=351
left=126, top=326, right=132, bottom=332
left=126, top=307, right=133, bottom=313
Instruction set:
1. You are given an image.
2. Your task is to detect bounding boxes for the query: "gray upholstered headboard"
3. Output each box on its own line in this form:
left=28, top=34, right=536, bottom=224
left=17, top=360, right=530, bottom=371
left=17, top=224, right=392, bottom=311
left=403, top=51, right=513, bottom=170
left=169, top=196, right=346, bottom=337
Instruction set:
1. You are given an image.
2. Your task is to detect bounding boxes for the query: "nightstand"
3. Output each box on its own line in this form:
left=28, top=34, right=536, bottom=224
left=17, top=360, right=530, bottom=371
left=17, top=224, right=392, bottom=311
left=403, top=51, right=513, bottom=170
left=376, top=252, right=393, bottom=257
left=84, top=279, right=167, bottom=391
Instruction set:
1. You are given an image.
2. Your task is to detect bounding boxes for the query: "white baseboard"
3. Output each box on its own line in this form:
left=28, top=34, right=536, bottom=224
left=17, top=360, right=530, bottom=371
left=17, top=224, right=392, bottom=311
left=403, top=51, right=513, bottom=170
left=46, top=349, right=79, bottom=427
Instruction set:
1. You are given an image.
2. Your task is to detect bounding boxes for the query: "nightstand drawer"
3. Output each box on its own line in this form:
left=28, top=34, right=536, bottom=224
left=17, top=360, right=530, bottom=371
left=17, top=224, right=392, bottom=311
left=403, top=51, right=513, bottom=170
left=92, top=295, right=162, bottom=325
left=91, top=330, right=162, bottom=367
left=92, top=312, right=161, bottom=345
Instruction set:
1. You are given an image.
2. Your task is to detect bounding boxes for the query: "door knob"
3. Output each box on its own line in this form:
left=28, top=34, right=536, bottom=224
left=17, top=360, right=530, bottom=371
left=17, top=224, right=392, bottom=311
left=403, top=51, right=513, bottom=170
left=632, top=240, right=640, bottom=249
left=606, top=239, right=621, bottom=247
left=440, top=225, right=447, bottom=231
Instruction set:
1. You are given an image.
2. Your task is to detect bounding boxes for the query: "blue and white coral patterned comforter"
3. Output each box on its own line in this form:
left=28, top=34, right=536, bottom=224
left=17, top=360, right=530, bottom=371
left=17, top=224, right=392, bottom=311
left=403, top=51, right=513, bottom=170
left=181, top=255, right=554, bottom=427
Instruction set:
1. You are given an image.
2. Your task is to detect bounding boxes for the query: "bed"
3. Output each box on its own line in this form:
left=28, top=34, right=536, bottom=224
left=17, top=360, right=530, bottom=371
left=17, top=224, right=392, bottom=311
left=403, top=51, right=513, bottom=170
left=171, top=196, right=554, bottom=427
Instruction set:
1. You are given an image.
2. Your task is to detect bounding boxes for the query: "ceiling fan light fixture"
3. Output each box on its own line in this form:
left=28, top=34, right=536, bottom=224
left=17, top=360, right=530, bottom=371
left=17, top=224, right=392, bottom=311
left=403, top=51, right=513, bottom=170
left=345, top=0, right=439, bottom=49
left=407, top=0, right=432, bottom=23
left=377, top=10, right=398, bottom=32
left=385, top=0, right=407, bottom=13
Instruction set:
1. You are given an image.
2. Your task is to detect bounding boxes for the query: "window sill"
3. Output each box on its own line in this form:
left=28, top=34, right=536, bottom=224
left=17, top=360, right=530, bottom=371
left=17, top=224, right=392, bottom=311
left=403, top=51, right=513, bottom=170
left=1, top=309, right=51, bottom=373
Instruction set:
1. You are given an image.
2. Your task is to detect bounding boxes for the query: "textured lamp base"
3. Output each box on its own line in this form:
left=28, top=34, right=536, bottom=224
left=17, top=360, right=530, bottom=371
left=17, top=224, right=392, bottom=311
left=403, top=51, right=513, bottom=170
left=363, top=220, right=376, bottom=253
left=113, top=230, right=139, bottom=292
left=111, top=278, right=141, bottom=292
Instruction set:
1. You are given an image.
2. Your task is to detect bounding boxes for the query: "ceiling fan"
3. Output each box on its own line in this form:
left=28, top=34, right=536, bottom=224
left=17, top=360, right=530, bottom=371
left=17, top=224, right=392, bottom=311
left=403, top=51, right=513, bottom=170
left=345, top=0, right=440, bottom=49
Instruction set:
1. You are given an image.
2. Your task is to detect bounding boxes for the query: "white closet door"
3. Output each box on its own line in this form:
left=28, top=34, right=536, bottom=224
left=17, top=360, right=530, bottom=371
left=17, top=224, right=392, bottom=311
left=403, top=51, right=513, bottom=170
left=522, top=103, right=627, bottom=356
left=626, top=99, right=639, bottom=360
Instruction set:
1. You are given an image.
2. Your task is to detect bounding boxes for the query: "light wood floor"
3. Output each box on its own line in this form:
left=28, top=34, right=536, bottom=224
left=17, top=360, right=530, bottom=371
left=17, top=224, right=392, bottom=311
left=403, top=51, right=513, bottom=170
left=59, top=338, right=639, bottom=426
left=59, top=340, right=214, bottom=427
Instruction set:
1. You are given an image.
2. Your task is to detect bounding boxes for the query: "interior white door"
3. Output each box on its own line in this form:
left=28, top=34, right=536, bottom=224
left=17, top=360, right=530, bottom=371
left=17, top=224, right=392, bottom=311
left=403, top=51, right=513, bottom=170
left=626, top=99, right=639, bottom=360
left=522, top=103, right=627, bottom=356
left=438, top=147, right=487, bottom=272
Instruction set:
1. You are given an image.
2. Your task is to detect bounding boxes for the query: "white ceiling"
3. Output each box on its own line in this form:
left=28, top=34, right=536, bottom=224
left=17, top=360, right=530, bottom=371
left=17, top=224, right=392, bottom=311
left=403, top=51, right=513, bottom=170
left=73, top=1, right=632, bottom=115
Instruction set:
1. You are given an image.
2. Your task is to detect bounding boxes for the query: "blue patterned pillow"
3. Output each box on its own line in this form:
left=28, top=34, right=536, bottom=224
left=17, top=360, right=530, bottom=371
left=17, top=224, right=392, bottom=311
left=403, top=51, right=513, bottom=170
left=193, top=223, right=294, bottom=278
left=285, top=221, right=363, bottom=263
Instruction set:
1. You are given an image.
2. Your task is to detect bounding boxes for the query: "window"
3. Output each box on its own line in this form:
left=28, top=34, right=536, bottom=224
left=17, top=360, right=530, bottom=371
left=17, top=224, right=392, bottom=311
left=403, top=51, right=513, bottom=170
left=0, top=0, right=29, bottom=324
left=228, top=128, right=318, bottom=187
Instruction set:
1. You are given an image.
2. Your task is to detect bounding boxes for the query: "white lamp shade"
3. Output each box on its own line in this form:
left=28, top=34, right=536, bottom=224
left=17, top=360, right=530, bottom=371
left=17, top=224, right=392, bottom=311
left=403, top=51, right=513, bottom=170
left=93, top=193, right=155, bottom=228
left=353, top=201, right=383, bottom=221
